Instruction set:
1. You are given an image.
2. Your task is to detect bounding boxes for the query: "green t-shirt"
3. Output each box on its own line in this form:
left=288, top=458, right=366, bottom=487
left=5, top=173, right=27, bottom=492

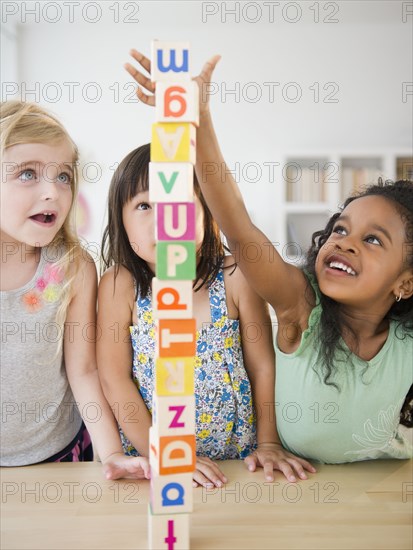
left=275, top=274, right=413, bottom=463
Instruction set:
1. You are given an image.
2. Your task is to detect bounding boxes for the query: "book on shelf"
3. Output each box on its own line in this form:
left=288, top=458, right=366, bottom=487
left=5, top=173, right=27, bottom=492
left=340, top=167, right=382, bottom=201
left=396, top=157, right=413, bottom=180
left=286, top=165, right=327, bottom=203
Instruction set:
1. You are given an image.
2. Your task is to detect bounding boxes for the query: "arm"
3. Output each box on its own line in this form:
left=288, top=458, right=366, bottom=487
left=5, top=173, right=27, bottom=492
left=124, top=49, right=314, bottom=351
left=229, top=264, right=316, bottom=481
left=64, top=255, right=150, bottom=480
left=96, top=265, right=152, bottom=456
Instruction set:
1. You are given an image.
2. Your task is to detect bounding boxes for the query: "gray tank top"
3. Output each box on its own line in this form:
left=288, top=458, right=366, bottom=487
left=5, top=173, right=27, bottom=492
left=1, top=246, right=82, bottom=465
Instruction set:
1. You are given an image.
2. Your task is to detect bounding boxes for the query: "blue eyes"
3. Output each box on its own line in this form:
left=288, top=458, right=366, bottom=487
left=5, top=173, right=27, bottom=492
left=18, top=169, right=72, bottom=185
left=20, top=169, right=35, bottom=182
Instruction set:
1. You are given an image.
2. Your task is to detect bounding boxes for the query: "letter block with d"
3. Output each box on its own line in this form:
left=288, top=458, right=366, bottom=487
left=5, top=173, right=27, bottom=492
left=150, top=427, right=196, bottom=475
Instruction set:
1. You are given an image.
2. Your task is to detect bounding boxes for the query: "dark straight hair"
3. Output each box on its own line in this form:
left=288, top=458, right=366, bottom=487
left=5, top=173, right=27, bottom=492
left=101, top=143, right=226, bottom=296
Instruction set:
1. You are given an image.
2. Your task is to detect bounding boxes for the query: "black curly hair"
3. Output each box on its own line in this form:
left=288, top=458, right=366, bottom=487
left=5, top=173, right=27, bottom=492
left=304, top=179, right=413, bottom=426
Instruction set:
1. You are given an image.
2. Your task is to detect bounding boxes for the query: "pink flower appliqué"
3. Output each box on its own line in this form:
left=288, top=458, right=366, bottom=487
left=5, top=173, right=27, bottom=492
left=44, top=264, right=65, bottom=284
left=36, top=277, right=47, bottom=291
left=22, top=291, right=43, bottom=313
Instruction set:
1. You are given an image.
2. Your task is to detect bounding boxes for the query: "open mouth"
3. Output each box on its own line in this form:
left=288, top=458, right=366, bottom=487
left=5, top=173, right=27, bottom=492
left=327, top=260, right=356, bottom=276
left=30, top=212, right=57, bottom=225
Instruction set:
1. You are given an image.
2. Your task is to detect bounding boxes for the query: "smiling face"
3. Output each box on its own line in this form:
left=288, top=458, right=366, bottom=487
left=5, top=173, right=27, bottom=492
left=1, top=141, right=74, bottom=249
left=315, top=195, right=413, bottom=309
left=122, top=190, right=205, bottom=273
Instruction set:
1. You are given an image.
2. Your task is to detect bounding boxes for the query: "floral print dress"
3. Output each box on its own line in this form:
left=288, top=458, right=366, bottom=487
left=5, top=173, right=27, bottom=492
left=120, top=267, right=257, bottom=459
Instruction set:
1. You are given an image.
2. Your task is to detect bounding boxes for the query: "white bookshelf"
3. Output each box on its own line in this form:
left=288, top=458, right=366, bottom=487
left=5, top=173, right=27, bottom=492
left=271, top=150, right=413, bottom=264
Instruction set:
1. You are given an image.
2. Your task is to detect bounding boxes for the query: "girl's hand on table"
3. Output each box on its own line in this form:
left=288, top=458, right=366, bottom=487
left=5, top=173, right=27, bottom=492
left=193, top=456, right=228, bottom=489
left=245, top=443, right=316, bottom=482
left=102, top=452, right=151, bottom=480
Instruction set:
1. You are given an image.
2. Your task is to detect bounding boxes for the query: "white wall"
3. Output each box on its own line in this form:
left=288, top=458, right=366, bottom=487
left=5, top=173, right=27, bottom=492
left=1, top=0, right=412, bottom=248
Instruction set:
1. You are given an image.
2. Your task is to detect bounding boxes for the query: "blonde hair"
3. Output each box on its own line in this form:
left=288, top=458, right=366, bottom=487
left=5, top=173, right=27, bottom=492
left=1, top=101, right=83, bottom=340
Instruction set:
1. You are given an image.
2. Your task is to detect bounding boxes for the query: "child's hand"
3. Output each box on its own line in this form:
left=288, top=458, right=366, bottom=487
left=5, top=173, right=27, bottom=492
left=193, top=456, right=228, bottom=489
left=124, top=49, right=221, bottom=115
left=101, top=452, right=151, bottom=480
left=244, top=443, right=317, bottom=483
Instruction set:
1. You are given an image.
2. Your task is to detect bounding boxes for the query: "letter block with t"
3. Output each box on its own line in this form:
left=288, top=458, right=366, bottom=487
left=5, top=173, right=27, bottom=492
left=150, top=472, right=193, bottom=515
left=148, top=508, right=190, bottom=550
left=156, top=319, right=196, bottom=357
left=150, top=427, right=196, bottom=475
left=155, top=81, right=199, bottom=126
left=151, top=41, right=191, bottom=82
left=151, top=123, right=196, bottom=164
left=149, top=162, right=194, bottom=203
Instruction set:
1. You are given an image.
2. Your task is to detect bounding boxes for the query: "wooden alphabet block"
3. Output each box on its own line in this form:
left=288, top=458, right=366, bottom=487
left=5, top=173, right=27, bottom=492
left=150, top=472, right=193, bottom=515
left=150, top=427, right=196, bottom=475
left=156, top=241, right=196, bottom=280
left=152, top=278, right=193, bottom=319
left=152, top=395, right=195, bottom=436
left=149, top=162, right=194, bottom=203
left=151, top=40, right=191, bottom=82
left=155, top=357, right=195, bottom=396
left=151, top=123, right=196, bottom=164
left=156, top=318, right=196, bottom=357
left=155, top=81, right=199, bottom=126
left=148, top=508, right=190, bottom=550
left=156, top=203, right=196, bottom=241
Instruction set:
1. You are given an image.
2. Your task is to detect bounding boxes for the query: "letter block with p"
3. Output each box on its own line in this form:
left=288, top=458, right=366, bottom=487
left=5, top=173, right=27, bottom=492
left=152, top=278, right=193, bottom=319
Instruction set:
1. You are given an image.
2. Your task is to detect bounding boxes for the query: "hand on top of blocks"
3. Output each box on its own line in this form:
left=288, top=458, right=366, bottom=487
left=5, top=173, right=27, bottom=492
left=124, top=44, right=221, bottom=118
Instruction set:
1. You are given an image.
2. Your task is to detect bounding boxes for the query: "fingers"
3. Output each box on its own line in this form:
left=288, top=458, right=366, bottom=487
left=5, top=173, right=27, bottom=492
left=244, top=455, right=258, bottom=473
left=129, top=48, right=151, bottom=74
left=193, top=457, right=228, bottom=488
left=124, top=62, right=155, bottom=94
left=199, top=55, right=221, bottom=83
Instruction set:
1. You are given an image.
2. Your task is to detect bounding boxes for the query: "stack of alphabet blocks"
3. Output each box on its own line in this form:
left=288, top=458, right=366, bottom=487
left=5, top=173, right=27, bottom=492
left=148, top=40, right=199, bottom=550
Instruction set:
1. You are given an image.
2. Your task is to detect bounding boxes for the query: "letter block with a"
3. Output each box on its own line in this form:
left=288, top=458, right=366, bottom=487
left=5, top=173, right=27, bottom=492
left=150, top=472, right=193, bottom=515
left=152, top=394, right=195, bottom=436
left=155, top=81, right=199, bottom=126
left=152, top=278, right=193, bottom=320
left=149, top=162, right=194, bottom=203
left=150, top=427, right=196, bottom=475
left=151, top=123, right=196, bottom=164
left=151, top=40, right=191, bottom=82
left=155, top=357, right=195, bottom=396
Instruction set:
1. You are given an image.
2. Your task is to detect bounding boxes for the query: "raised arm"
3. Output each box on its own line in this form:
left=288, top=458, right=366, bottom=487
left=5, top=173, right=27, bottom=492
left=124, top=50, right=314, bottom=348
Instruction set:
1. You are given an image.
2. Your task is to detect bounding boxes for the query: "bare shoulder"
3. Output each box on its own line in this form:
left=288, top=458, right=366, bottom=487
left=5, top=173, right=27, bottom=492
left=99, top=264, right=134, bottom=296
left=222, top=255, right=261, bottom=318
left=70, top=249, right=97, bottom=295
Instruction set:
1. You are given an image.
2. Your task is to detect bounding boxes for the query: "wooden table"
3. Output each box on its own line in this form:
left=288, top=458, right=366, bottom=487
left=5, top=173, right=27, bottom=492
left=1, top=459, right=412, bottom=549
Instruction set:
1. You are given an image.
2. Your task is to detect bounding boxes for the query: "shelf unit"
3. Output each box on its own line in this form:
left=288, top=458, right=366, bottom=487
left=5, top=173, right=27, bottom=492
left=271, top=149, right=413, bottom=264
